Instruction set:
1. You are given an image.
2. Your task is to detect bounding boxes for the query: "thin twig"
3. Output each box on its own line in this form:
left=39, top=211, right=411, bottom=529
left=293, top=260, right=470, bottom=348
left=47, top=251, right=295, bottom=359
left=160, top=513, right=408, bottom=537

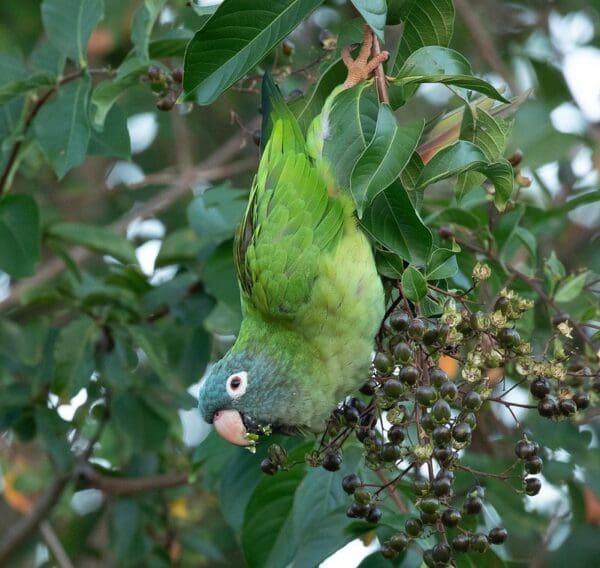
left=371, top=32, right=390, bottom=104
left=78, top=465, right=189, bottom=494
left=375, top=470, right=408, bottom=512
left=39, top=521, right=75, bottom=568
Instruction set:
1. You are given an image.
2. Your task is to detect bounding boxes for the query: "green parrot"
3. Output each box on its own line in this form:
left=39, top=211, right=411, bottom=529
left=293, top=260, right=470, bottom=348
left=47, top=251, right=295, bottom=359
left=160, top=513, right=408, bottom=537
left=198, top=28, right=388, bottom=445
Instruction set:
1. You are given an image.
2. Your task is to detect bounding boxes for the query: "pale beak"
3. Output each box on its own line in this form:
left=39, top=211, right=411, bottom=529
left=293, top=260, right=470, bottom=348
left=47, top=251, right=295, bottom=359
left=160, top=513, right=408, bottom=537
left=212, top=409, right=251, bottom=446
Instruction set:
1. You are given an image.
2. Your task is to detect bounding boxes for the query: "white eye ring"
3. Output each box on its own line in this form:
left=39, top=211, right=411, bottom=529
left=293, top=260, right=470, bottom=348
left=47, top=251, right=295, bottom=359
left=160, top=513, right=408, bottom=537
left=226, top=371, right=248, bottom=399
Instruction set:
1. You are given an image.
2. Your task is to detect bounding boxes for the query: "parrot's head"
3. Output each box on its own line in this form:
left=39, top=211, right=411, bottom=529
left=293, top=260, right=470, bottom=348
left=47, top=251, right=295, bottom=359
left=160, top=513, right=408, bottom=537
left=198, top=351, right=300, bottom=446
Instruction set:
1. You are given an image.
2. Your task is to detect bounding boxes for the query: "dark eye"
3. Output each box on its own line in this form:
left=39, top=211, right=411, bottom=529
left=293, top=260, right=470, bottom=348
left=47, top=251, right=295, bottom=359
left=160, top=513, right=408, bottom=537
left=230, top=376, right=241, bottom=389
left=226, top=372, right=248, bottom=398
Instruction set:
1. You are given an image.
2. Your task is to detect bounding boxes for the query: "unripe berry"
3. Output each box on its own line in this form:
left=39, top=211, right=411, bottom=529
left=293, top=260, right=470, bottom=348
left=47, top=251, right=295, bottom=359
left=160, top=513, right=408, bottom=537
left=440, top=380, right=458, bottom=401
left=463, top=390, right=482, bottom=411
left=498, top=327, right=521, bottom=347
left=408, top=318, right=426, bottom=340
left=393, top=341, right=412, bottom=363
left=416, top=385, right=438, bottom=406
left=470, top=533, right=489, bottom=553
left=383, top=379, right=403, bottom=398
left=431, top=399, right=451, bottom=423
left=389, top=311, right=410, bottom=331
left=374, top=352, right=393, bottom=373
left=429, top=367, right=448, bottom=387
left=405, top=517, right=423, bottom=536
left=399, top=365, right=419, bottom=385
left=389, top=533, right=409, bottom=552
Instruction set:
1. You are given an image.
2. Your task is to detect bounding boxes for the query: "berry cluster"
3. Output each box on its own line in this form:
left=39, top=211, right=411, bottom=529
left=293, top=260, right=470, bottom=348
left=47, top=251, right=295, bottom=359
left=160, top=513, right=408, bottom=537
left=143, top=64, right=183, bottom=111
left=260, top=280, right=598, bottom=564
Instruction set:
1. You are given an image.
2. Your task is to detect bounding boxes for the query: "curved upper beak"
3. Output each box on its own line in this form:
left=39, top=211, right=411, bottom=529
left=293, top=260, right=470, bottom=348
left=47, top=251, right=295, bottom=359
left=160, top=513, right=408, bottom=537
left=212, top=409, right=251, bottom=446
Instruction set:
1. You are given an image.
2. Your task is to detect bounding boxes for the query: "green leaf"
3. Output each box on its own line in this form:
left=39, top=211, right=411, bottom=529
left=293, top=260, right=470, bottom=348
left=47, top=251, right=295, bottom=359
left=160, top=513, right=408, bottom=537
left=322, top=81, right=379, bottom=190
left=35, top=408, right=74, bottom=472
left=132, top=0, right=167, bottom=61
left=112, top=391, right=170, bottom=451
left=88, top=105, right=131, bottom=159
left=350, top=105, right=424, bottom=216
left=460, top=105, right=512, bottom=160
left=0, top=71, right=56, bottom=105
left=155, top=228, right=204, bottom=267
left=555, top=272, right=588, bottom=303
left=241, top=467, right=305, bottom=568
left=125, top=325, right=172, bottom=383
left=149, top=29, right=195, bottom=58
left=392, top=0, right=454, bottom=65
left=110, top=498, right=149, bottom=565
left=183, top=0, right=324, bottom=104
left=41, top=0, right=104, bottom=66
left=187, top=184, right=247, bottom=243
left=416, top=140, right=487, bottom=189
left=47, top=222, right=137, bottom=264
left=53, top=317, right=100, bottom=396
left=426, top=248, right=458, bottom=281
left=482, top=158, right=514, bottom=211
left=350, top=0, right=386, bottom=40
left=34, top=74, right=91, bottom=179
left=290, top=58, right=347, bottom=132
left=361, top=180, right=432, bottom=266
left=402, top=265, right=428, bottom=302
left=0, top=194, right=41, bottom=277
left=90, top=62, right=147, bottom=129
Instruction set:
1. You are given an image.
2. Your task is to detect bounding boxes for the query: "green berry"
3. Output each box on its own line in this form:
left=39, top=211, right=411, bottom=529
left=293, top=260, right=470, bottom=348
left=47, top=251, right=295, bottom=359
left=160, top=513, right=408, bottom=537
left=408, top=318, right=426, bottom=340
left=432, top=399, right=451, bottom=423
left=383, top=379, right=403, bottom=398
left=381, top=443, right=402, bottom=462
left=405, top=517, right=423, bottom=536
left=463, top=390, right=482, bottom=411
left=429, top=367, right=448, bottom=387
left=432, top=425, right=452, bottom=445
left=419, top=496, right=440, bottom=514
left=399, top=365, right=419, bottom=385
left=498, top=327, right=521, bottom=348
left=470, top=533, right=489, bottom=553
left=416, top=385, right=438, bottom=406
left=389, top=311, right=410, bottom=331
left=453, top=422, right=472, bottom=443
left=393, top=341, right=413, bottom=363
left=440, top=380, right=458, bottom=401
left=389, top=532, right=409, bottom=552
left=374, top=352, right=393, bottom=373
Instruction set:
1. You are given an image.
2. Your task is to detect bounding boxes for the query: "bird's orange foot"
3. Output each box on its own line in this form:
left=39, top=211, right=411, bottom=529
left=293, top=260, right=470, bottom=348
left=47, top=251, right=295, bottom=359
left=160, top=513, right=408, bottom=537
left=342, top=25, right=389, bottom=88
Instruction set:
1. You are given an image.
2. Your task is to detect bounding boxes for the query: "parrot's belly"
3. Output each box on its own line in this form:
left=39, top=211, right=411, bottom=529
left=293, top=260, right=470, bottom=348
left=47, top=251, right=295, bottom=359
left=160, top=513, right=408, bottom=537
left=296, top=223, right=385, bottom=424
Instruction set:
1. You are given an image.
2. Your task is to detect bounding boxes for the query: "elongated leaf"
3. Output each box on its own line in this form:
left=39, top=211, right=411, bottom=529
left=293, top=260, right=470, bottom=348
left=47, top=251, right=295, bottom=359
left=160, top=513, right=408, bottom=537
left=47, top=222, right=137, bottom=264
left=0, top=72, right=56, bottom=105
left=322, top=82, right=379, bottom=190
left=482, top=159, right=514, bottom=211
left=34, top=74, right=91, bottom=179
left=398, top=74, right=508, bottom=103
left=391, top=0, right=454, bottom=67
left=88, top=105, right=131, bottom=159
left=350, top=105, right=424, bottom=216
left=41, top=0, right=104, bottom=65
left=427, top=248, right=458, bottom=281
left=0, top=194, right=41, bottom=277
left=460, top=105, right=512, bottom=160
left=416, top=140, right=487, bottom=189
left=132, top=0, right=167, bottom=61
left=402, top=265, right=428, bottom=301
left=350, top=0, right=386, bottom=40
left=555, top=272, right=588, bottom=303
left=361, top=180, right=432, bottom=265
left=241, top=467, right=305, bottom=568
left=53, top=317, right=99, bottom=395
left=183, top=0, right=323, bottom=104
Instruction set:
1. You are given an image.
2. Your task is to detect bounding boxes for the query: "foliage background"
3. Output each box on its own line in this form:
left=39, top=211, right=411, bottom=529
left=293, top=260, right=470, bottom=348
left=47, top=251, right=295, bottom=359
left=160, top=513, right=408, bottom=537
left=0, top=0, right=599, bottom=566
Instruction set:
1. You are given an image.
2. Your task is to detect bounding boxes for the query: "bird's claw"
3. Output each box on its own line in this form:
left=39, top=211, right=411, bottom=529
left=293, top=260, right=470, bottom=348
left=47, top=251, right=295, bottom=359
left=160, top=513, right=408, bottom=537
left=342, top=25, right=389, bottom=88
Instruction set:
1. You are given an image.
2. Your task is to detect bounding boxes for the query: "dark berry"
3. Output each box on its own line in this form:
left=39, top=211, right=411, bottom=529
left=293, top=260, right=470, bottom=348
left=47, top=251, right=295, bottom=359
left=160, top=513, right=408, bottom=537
left=346, top=502, right=365, bottom=518
left=423, top=325, right=440, bottom=346
left=515, top=439, right=537, bottom=459
left=389, top=533, right=409, bottom=552
left=405, top=517, right=423, bottom=536
left=441, top=507, right=461, bottom=527
left=488, top=527, right=508, bottom=545
left=538, top=397, right=558, bottom=418
left=374, top=352, right=393, bottom=373
left=463, top=390, right=482, bottom=411
left=432, top=425, right=452, bottom=445
left=530, top=378, right=550, bottom=399
left=322, top=451, right=342, bottom=471
left=388, top=425, right=405, bottom=444
left=408, top=318, right=426, bottom=340
left=399, top=365, right=419, bottom=385
left=452, top=533, right=470, bottom=553
left=432, top=476, right=452, bottom=497
left=525, top=456, right=543, bottom=474
left=432, top=543, right=451, bottom=563
left=380, top=544, right=397, bottom=559
left=413, top=476, right=430, bottom=496
left=356, top=427, right=376, bottom=443
left=383, top=379, right=403, bottom=398
left=559, top=398, right=577, bottom=416
left=393, top=342, right=412, bottom=363
left=261, top=458, right=277, bottom=475
left=420, top=511, right=439, bottom=525
left=429, top=367, right=448, bottom=387
left=416, top=385, right=438, bottom=406
left=389, top=311, right=410, bottom=331
left=573, top=392, right=590, bottom=410
left=344, top=406, right=360, bottom=425
left=453, top=422, right=472, bottom=443
left=432, top=399, right=451, bottom=423
left=462, top=412, right=477, bottom=428
left=360, top=379, right=377, bottom=395
left=494, top=296, right=510, bottom=314
left=381, top=443, right=402, bottom=462
left=498, top=327, right=521, bottom=348
left=366, top=506, right=382, bottom=524
left=440, top=381, right=458, bottom=401
left=463, top=495, right=483, bottom=515
left=342, top=474, right=362, bottom=494
left=350, top=397, right=367, bottom=413
left=470, top=533, right=489, bottom=553
left=525, top=477, right=542, bottom=496
left=433, top=446, right=453, bottom=466
left=419, top=496, right=440, bottom=514
left=420, top=412, right=435, bottom=432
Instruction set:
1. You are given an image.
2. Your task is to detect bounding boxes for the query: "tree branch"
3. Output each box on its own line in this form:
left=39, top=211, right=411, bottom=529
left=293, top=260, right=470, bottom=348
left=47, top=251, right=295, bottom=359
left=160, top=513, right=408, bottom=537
left=78, top=465, right=189, bottom=494
left=0, top=475, right=70, bottom=565
left=371, top=32, right=390, bottom=104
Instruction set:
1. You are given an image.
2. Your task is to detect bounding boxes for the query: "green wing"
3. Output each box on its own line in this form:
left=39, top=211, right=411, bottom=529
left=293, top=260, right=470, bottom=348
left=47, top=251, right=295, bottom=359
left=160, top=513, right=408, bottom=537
left=235, top=118, right=345, bottom=319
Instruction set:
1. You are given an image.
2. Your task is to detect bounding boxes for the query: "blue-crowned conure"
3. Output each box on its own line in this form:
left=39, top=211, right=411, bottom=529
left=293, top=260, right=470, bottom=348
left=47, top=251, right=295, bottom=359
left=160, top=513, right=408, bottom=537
left=198, top=27, right=388, bottom=445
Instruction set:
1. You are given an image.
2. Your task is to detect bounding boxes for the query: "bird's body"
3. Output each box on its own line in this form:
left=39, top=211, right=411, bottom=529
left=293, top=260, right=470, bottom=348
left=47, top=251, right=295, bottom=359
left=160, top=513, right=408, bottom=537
left=198, top=29, right=388, bottom=444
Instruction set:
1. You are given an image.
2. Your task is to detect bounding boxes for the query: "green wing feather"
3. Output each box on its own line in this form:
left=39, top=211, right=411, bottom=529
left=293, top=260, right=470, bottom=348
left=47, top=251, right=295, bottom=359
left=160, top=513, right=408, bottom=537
left=235, top=113, right=345, bottom=319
